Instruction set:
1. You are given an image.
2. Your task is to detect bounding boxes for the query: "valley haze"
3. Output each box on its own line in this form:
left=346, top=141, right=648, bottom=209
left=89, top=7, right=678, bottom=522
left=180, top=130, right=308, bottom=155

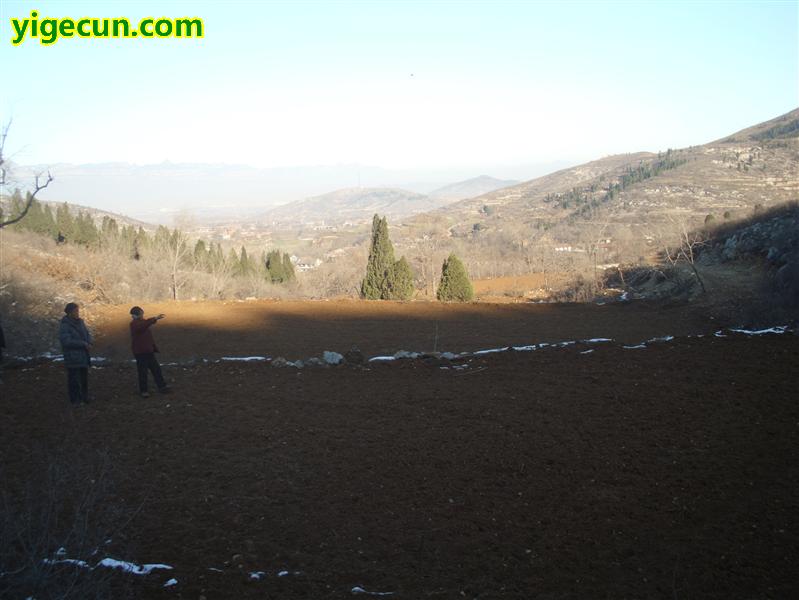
left=12, top=161, right=563, bottom=224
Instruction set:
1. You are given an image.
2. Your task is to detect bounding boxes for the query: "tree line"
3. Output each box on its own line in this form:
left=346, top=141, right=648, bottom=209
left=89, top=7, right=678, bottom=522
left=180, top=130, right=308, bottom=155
left=542, top=151, right=689, bottom=216
left=1, top=193, right=295, bottom=288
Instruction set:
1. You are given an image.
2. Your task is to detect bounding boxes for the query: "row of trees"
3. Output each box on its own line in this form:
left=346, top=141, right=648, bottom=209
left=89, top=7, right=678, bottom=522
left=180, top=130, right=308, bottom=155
left=541, top=152, right=690, bottom=217
left=3, top=194, right=295, bottom=298
left=361, top=214, right=474, bottom=301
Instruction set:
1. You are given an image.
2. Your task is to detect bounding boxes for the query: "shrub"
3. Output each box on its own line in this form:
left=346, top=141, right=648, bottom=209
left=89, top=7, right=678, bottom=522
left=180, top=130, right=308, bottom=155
left=387, top=257, right=414, bottom=300
left=437, top=253, right=474, bottom=302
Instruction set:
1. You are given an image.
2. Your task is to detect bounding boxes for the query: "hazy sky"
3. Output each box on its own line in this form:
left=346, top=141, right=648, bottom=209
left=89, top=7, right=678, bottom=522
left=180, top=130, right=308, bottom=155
left=1, top=0, right=797, bottom=170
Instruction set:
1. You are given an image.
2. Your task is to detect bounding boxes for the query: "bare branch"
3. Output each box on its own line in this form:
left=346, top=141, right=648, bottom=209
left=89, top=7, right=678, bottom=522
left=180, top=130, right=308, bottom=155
left=0, top=170, right=54, bottom=229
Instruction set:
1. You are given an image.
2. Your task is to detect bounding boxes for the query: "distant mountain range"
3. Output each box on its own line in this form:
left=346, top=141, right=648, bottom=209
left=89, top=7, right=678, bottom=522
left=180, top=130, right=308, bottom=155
left=261, top=176, right=520, bottom=226
left=428, top=175, right=519, bottom=202
left=7, top=160, right=568, bottom=224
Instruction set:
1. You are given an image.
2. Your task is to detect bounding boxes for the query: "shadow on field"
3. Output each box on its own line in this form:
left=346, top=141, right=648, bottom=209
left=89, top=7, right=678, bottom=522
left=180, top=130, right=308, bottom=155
left=87, top=299, right=714, bottom=361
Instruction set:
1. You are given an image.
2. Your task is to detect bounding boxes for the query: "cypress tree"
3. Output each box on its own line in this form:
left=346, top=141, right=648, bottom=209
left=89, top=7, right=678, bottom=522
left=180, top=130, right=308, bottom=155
left=55, top=202, right=74, bottom=241
left=194, top=239, right=208, bottom=267
left=266, top=250, right=286, bottom=282
left=387, top=256, right=414, bottom=300
left=437, top=253, right=474, bottom=302
left=239, top=246, right=252, bottom=275
left=43, top=204, right=58, bottom=238
left=228, top=248, right=241, bottom=274
left=282, top=253, right=296, bottom=282
left=361, top=214, right=395, bottom=299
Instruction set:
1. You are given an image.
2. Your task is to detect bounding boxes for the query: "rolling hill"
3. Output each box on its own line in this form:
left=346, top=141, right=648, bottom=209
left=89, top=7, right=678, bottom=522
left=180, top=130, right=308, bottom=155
left=428, top=175, right=519, bottom=202
left=401, top=108, right=799, bottom=257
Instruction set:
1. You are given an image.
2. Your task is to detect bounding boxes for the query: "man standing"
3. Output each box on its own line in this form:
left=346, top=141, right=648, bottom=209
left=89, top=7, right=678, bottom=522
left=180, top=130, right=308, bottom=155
left=129, top=306, right=171, bottom=398
left=59, top=302, right=91, bottom=405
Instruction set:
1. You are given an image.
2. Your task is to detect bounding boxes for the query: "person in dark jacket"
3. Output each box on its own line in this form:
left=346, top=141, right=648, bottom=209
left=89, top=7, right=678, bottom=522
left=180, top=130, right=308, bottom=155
left=129, top=306, right=170, bottom=398
left=59, top=302, right=92, bottom=405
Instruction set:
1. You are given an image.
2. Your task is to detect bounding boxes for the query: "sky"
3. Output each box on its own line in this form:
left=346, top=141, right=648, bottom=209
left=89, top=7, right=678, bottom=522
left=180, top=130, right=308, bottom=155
left=0, top=0, right=797, bottom=172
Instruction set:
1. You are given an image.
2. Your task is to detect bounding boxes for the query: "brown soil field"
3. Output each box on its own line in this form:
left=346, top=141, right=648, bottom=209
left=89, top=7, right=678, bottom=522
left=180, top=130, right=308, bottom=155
left=84, top=299, right=717, bottom=364
left=2, top=303, right=797, bottom=599
left=471, top=274, right=569, bottom=301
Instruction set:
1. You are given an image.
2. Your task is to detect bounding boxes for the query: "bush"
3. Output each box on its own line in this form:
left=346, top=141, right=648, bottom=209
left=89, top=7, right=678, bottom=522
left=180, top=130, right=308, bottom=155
left=437, top=253, right=474, bottom=302
left=387, top=257, right=414, bottom=300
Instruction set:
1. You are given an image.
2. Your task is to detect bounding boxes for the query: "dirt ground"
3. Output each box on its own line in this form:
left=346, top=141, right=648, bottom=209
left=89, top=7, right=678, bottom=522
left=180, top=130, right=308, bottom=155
left=1, top=303, right=797, bottom=598
left=82, top=299, right=718, bottom=363
left=471, top=274, right=570, bottom=302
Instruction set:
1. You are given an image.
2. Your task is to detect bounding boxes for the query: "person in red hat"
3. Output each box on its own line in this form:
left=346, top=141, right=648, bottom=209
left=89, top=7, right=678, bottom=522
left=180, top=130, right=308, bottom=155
left=129, top=306, right=171, bottom=398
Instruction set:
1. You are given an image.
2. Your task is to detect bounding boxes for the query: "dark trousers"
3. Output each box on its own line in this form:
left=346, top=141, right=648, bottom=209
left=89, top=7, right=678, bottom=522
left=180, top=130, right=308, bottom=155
left=67, top=368, right=89, bottom=404
left=134, top=353, right=166, bottom=393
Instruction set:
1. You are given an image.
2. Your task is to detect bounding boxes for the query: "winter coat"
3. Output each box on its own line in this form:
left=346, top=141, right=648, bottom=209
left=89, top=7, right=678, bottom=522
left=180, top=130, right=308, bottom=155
left=59, top=315, right=92, bottom=368
left=130, top=317, right=159, bottom=354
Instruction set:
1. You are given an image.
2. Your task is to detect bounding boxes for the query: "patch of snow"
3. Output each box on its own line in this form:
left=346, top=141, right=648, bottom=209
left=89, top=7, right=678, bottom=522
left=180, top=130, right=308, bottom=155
left=43, top=558, right=90, bottom=569
left=440, top=352, right=460, bottom=360
left=623, top=344, right=647, bottom=349
left=584, top=338, right=613, bottom=344
left=368, top=356, right=396, bottom=362
left=351, top=586, right=394, bottom=596
left=220, top=356, right=267, bottom=362
left=393, top=350, right=421, bottom=359
left=473, top=347, right=507, bottom=355
left=580, top=349, right=595, bottom=354
left=729, top=326, right=788, bottom=336
left=163, top=578, right=178, bottom=587
left=249, top=571, right=267, bottom=580
left=95, top=558, right=172, bottom=575
left=511, top=345, right=537, bottom=352
left=646, top=335, right=674, bottom=343
left=323, top=351, right=344, bottom=365
left=208, top=567, right=223, bottom=572
left=351, top=585, right=394, bottom=596
left=278, top=570, right=289, bottom=577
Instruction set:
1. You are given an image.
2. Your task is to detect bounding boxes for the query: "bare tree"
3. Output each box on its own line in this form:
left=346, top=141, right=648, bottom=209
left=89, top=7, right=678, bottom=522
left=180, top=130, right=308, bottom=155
left=155, top=228, right=194, bottom=300
left=0, top=121, right=54, bottom=229
left=663, top=217, right=708, bottom=293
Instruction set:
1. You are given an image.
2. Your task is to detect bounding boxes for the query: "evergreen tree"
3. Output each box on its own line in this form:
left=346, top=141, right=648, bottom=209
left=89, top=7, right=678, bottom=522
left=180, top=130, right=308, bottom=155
left=73, top=211, right=99, bottom=246
left=42, top=204, right=58, bottom=238
left=437, top=253, right=474, bottom=302
left=265, top=249, right=286, bottom=282
left=8, top=190, right=25, bottom=230
left=194, top=239, right=208, bottom=267
left=239, top=246, right=256, bottom=275
left=361, top=214, right=395, bottom=299
left=55, top=202, right=74, bottom=241
left=23, top=198, right=45, bottom=234
left=387, top=256, right=414, bottom=300
left=281, top=252, right=296, bottom=282
left=228, top=248, right=241, bottom=274
left=213, top=243, right=224, bottom=267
